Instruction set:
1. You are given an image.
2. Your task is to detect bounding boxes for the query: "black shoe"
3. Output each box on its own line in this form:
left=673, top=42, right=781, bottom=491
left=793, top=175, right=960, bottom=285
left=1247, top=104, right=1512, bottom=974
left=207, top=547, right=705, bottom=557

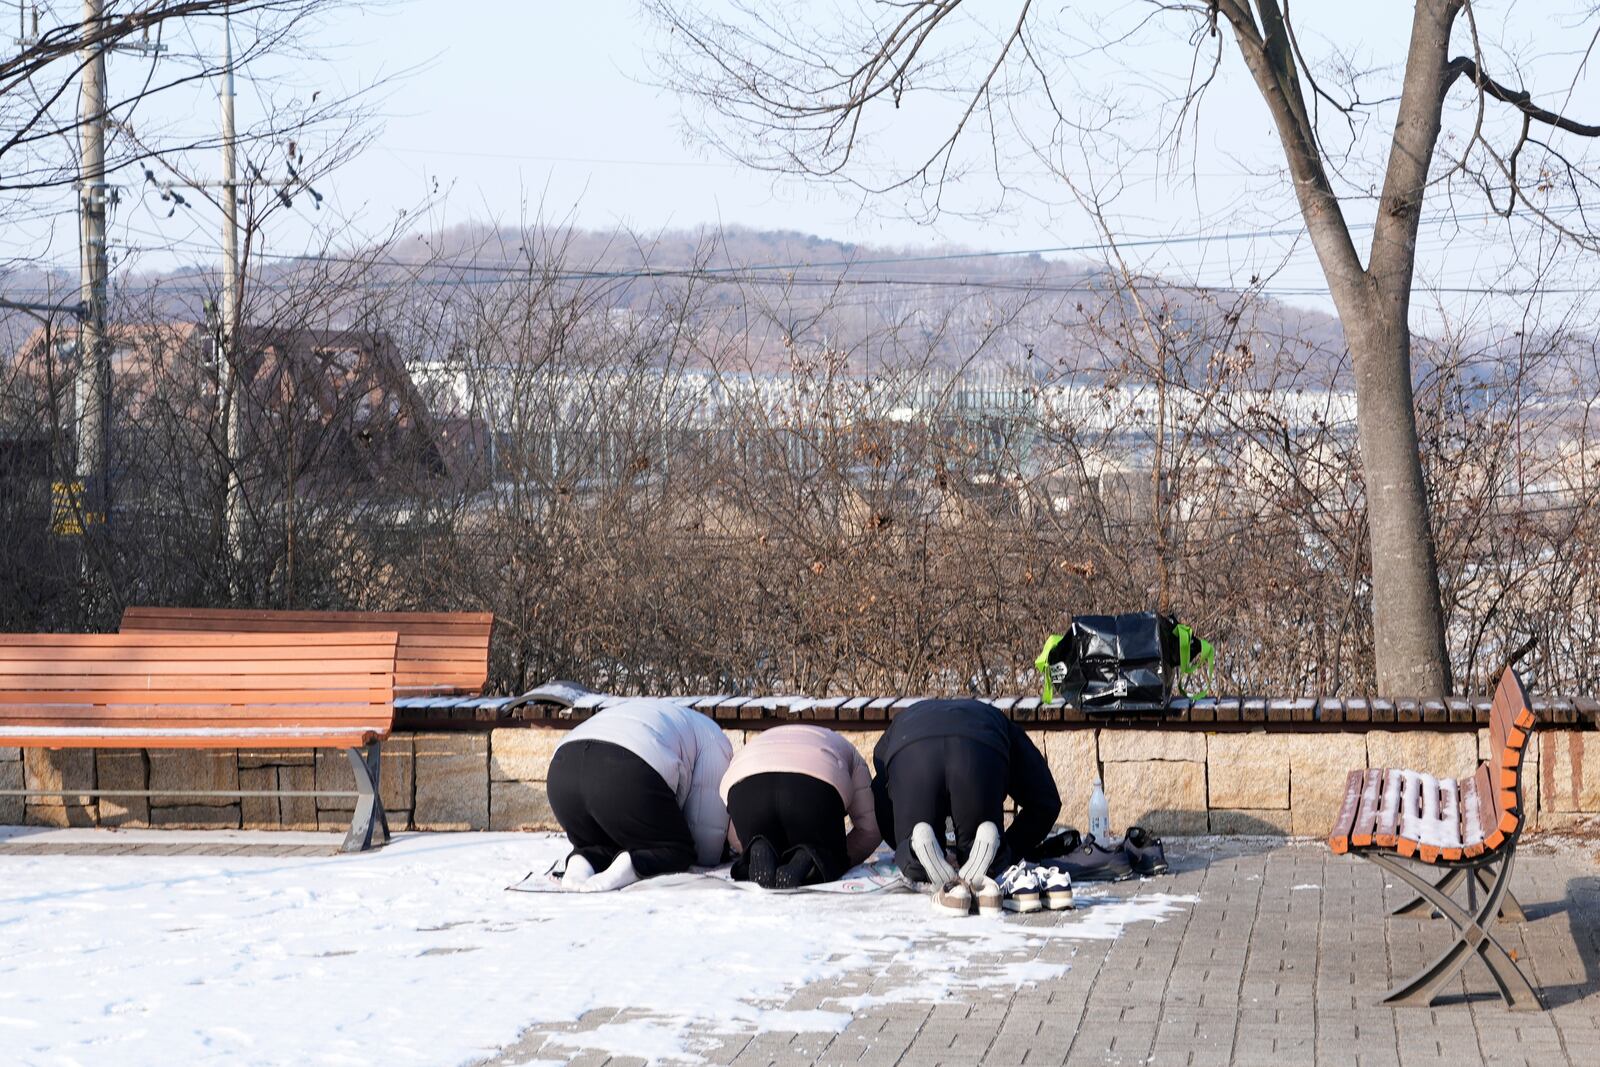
left=1029, top=827, right=1081, bottom=861
left=746, top=837, right=779, bottom=888
left=1039, top=834, right=1135, bottom=883
left=775, top=849, right=821, bottom=890
left=1122, top=825, right=1169, bottom=876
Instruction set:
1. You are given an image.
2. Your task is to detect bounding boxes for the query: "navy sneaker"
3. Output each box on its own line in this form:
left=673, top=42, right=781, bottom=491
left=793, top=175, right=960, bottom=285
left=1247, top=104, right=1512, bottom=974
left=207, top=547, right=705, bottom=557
left=1122, top=825, right=1170, bottom=876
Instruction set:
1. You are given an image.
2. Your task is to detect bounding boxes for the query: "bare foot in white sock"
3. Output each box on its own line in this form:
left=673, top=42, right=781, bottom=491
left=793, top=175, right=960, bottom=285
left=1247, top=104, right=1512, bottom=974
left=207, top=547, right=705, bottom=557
left=561, top=855, right=596, bottom=890
left=579, top=852, right=640, bottom=892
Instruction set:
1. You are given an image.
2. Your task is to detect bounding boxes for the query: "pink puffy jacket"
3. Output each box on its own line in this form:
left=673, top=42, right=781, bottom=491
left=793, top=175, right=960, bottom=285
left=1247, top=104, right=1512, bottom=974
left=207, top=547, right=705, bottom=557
left=720, top=724, right=882, bottom=867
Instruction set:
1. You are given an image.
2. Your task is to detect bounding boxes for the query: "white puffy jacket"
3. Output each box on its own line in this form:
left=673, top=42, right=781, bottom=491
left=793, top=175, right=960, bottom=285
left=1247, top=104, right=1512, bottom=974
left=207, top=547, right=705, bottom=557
left=557, top=698, right=733, bottom=866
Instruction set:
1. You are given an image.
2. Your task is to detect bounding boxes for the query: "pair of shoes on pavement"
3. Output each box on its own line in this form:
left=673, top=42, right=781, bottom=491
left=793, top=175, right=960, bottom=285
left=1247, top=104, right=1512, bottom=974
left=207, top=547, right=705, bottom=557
left=996, top=861, right=1074, bottom=912
left=1035, top=833, right=1134, bottom=882
left=916, top=821, right=1009, bottom=917
left=1031, top=825, right=1170, bottom=882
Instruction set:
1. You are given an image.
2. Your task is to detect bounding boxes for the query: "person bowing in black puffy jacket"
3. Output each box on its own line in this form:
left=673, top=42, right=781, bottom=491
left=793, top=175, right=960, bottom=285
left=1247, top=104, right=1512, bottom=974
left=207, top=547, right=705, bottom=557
left=872, top=698, right=1060, bottom=912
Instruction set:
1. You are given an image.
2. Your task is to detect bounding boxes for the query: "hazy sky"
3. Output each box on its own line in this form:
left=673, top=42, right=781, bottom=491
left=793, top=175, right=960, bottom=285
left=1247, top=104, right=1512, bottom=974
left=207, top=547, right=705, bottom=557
left=7, top=0, right=1599, bottom=329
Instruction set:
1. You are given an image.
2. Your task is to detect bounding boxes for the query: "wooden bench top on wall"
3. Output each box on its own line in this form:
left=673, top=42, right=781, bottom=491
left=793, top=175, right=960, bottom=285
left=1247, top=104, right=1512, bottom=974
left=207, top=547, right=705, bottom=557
left=485, top=691, right=1600, bottom=729
left=121, top=607, right=494, bottom=698
left=0, top=631, right=399, bottom=749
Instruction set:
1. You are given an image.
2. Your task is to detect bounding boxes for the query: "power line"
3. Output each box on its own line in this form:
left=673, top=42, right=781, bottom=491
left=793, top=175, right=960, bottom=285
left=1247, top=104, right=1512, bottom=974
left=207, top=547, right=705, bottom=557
left=52, top=192, right=1589, bottom=285
left=4, top=266, right=1595, bottom=301
left=133, top=200, right=1597, bottom=278
left=6, top=202, right=1594, bottom=306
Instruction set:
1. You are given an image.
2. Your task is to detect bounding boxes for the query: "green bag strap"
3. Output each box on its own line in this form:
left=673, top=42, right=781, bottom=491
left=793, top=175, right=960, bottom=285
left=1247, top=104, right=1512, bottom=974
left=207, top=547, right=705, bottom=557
left=1035, top=633, right=1065, bottom=703
left=1173, top=623, right=1216, bottom=699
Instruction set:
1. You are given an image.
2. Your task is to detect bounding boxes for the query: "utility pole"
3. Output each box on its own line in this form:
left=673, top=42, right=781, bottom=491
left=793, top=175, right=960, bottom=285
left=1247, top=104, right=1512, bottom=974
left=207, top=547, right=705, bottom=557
left=74, top=0, right=109, bottom=527
left=16, top=3, right=39, bottom=47
left=217, top=6, right=246, bottom=569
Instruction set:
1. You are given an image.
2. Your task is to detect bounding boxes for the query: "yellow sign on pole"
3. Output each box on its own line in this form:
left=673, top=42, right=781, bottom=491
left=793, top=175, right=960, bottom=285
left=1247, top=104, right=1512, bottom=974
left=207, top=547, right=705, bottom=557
left=51, top=481, right=103, bottom=535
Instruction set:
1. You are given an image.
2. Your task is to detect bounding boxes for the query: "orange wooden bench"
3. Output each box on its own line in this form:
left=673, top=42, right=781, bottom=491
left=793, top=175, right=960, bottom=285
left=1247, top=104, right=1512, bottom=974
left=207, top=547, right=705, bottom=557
left=0, top=631, right=399, bottom=852
left=121, top=607, right=494, bottom=698
left=1327, top=666, right=1541, bottom=1009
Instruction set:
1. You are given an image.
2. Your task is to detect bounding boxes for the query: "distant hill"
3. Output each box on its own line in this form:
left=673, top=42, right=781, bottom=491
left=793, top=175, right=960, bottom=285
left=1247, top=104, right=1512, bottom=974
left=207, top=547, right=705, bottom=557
left=4, top=224, right=1352, bottom=383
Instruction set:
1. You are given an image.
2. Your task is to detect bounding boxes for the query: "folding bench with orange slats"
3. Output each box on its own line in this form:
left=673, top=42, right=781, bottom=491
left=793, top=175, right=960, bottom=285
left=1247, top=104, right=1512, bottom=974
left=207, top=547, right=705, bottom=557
left=120, top=607, right=494, bottom=697
left=0, top=631, right=399, bottom=853
left=1327, top=666, right=1542, bottom=1010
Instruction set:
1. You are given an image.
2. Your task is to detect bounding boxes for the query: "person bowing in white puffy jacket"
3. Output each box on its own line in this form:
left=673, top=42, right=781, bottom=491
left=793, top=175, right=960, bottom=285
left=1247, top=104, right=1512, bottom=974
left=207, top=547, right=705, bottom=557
left=545, top=698, right=733, bottom=891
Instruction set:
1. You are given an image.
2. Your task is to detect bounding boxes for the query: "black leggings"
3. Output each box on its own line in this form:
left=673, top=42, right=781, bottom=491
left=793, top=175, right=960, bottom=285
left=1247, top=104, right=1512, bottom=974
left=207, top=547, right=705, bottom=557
left=727, top=771, right=850, bottom=884
left=873, top=736, right=1010, bottom=882
left=546, top=739, right=696, bottom=878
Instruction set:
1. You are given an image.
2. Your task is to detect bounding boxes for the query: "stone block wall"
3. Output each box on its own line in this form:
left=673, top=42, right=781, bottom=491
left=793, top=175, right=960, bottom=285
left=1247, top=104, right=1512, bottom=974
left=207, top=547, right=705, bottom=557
left=4, top=725, right=1597, bottom=836
left=1, top=746, right=22, bottom=825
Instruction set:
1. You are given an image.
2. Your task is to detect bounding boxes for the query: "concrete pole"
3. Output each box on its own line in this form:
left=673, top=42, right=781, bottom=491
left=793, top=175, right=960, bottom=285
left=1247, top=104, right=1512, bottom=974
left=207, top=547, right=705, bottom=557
left=75, top=0, right=110, bottom=524
left=218, top=8, right=245, bottom=568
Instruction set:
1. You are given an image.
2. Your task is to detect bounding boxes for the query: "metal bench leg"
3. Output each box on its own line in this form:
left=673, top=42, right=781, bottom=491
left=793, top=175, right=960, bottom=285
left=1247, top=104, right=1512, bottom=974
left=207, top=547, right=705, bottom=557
left=1394, top=867, right=1524, bottom=921
left=341, top=742, right=389, bottom=853
left=1393, top=867, right=1465, bottom=915
left=1475, top=868, right=1525, bottom=921
left=1370, top=851, right=1541, bottom=1011
left=364, top=741, right=391, bottom=844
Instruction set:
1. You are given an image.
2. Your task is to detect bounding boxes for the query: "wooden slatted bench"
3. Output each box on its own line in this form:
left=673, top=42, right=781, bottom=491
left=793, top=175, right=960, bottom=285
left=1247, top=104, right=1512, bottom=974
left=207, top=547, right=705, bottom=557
left=122, top=607, right=494, bottom=697
left=1327, top=666, right=1541, bottom=1010
left=0, top=631, right=399, bottom=853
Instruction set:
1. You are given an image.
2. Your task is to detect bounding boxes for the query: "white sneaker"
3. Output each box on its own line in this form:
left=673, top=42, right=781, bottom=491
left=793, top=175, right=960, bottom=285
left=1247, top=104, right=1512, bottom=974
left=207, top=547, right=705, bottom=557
left=1037, top=865, right=1075, bottom=910
left=974, top=876, right=1003, bottom=917
left=997, top=862, right=1043, bottom=913
left=932, top=878, right=974, bottom=917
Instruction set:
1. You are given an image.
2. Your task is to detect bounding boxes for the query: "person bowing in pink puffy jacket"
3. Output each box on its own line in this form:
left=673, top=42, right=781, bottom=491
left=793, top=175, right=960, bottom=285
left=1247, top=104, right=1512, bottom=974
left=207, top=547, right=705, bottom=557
left=720, top=723, right=882, bottom=889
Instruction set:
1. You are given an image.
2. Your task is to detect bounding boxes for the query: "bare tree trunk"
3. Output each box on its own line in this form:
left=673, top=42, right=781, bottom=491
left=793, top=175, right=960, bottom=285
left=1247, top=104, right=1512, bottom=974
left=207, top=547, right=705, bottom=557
left=1345, top=0, right=1462, bottom=695
left=1343, top=313, right=1450, bottom=694
left=1217, top=0, right=1457, bottom=695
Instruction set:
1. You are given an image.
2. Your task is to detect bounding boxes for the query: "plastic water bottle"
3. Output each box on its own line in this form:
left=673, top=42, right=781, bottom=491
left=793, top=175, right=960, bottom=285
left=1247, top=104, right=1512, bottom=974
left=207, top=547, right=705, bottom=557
left=1088, top=778, right=1110, bottom=842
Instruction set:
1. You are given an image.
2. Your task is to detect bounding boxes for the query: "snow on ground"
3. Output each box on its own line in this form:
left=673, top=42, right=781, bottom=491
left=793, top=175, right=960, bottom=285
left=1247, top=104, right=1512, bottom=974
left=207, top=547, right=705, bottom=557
left=0, top=830, right=1196, bottom=1066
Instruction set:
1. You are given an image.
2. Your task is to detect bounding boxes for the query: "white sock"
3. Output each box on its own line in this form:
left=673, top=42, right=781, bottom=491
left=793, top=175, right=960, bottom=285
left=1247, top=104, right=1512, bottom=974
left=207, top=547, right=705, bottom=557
left=579, top=852, right=640, bottom=892
left=910, top=823, right=959, bottom=885
left=561, top=854, right=595, bottom=890
left=959, top=822, right=1001, bottom=884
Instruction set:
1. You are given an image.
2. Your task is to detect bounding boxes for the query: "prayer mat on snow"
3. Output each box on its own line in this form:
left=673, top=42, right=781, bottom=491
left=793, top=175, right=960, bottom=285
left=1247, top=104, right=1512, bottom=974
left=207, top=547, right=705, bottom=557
left=507, top=852, right=908, bottom=895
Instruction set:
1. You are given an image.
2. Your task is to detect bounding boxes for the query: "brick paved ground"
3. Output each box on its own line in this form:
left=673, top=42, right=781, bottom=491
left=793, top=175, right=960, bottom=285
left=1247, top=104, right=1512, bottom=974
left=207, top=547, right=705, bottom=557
left=481, top=838, right=1600, bottom=1067
left=0, top=827, right=340, bottom=857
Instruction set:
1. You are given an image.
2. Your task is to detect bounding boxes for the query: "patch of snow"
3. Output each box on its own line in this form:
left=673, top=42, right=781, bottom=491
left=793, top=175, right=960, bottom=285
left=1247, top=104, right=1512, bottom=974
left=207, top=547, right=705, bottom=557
left=544, top=1020, right=697, bottom=1063
left=0, top=832, right=1198, bottom=1066
left=1400, top=771, right=1464, bottom=850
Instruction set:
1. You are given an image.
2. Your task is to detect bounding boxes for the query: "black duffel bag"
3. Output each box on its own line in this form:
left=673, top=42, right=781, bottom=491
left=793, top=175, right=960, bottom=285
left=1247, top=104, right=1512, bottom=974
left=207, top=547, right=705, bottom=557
left=1035, top=613, right=1213, bottom=710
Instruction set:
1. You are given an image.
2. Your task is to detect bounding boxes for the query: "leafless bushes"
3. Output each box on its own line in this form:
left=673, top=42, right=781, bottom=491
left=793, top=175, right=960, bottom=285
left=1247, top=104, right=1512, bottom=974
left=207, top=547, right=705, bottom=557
left=2, top=227, right=1596, bottom=698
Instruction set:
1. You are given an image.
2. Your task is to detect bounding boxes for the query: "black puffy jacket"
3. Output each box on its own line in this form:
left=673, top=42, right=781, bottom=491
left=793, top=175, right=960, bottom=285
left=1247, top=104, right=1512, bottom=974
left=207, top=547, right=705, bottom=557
left=873, top=698, right=1061, bottom=856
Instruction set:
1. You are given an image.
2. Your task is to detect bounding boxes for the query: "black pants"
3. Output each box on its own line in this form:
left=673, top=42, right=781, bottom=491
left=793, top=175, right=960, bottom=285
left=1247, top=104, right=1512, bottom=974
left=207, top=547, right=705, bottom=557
left=546, top=739, right=696, bottom=878
left=873, top=736, right=1010, bottom=882
left=727, top=772, right=849, bottom=884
